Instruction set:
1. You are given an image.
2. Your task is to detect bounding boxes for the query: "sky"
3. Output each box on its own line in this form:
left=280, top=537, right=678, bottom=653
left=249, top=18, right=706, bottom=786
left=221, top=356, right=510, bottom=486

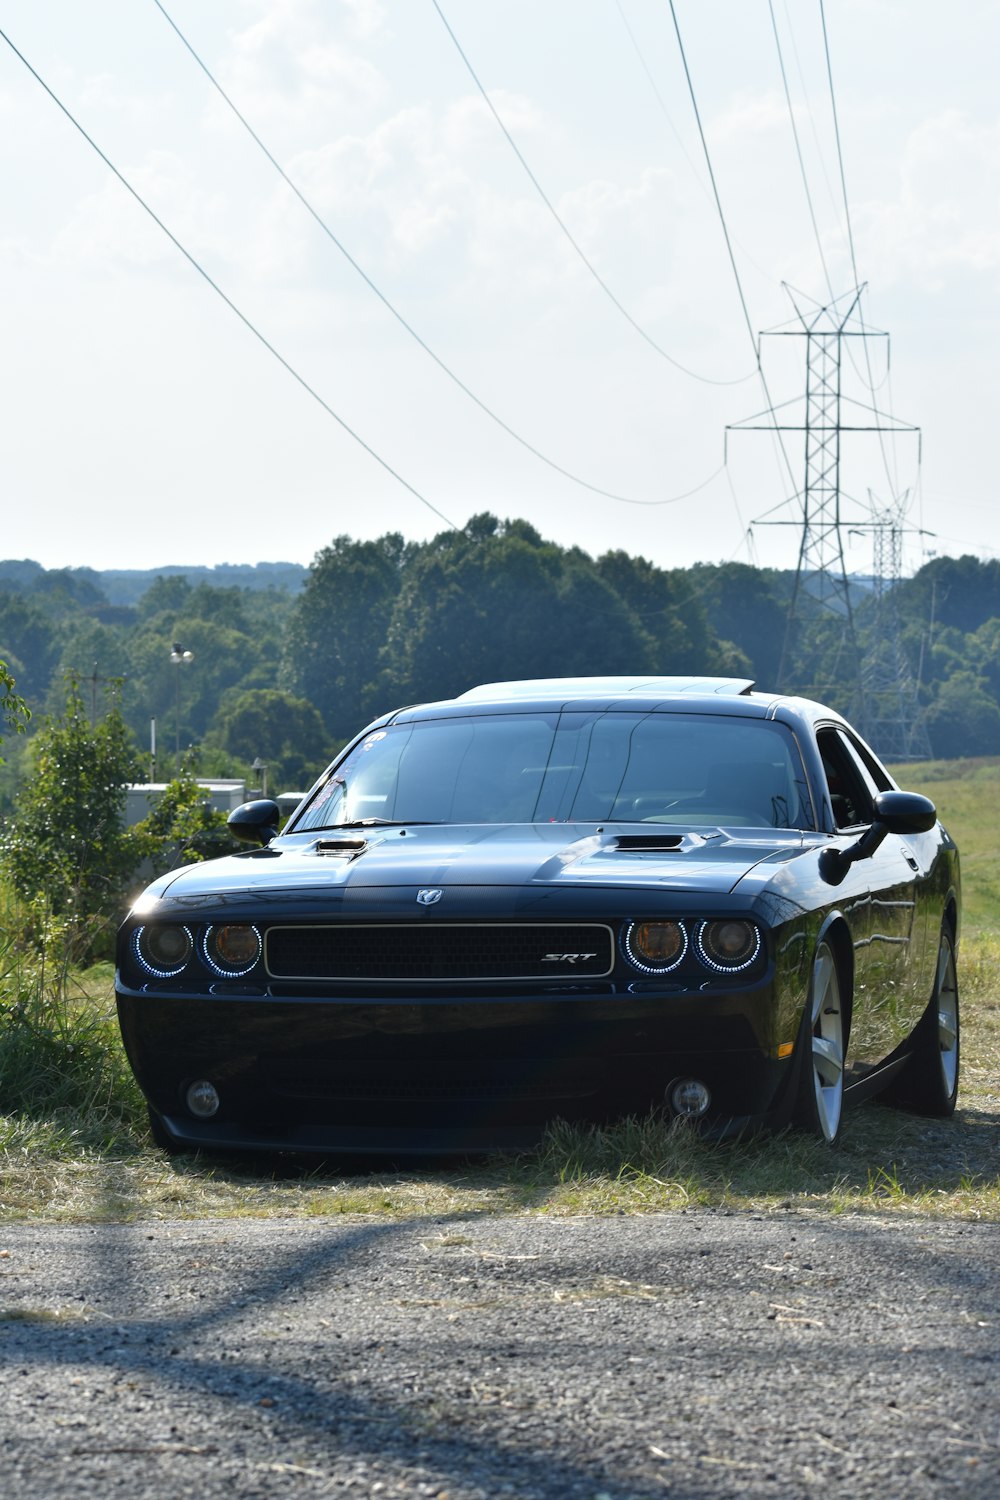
left=0, top=0, right=997, bottom=577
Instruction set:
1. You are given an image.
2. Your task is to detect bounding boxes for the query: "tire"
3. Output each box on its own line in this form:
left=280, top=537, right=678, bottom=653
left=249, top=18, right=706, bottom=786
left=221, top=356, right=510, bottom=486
left=147, top=1105, right=185, bottom=1155
left=792, top=940, right=846, bottom=1144
left=891, top=926, right=960, bottom=1117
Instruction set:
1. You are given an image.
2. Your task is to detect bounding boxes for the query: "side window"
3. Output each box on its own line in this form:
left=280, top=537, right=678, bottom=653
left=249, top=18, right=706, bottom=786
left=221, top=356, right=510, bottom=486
left=843, top=733, right=893, bottom=795
left=817, top=727, right=876, bottom=830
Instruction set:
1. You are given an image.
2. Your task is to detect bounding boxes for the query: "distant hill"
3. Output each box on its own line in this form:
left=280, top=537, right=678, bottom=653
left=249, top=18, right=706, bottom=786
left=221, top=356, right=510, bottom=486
left=0, top=559, right=307, bottom=605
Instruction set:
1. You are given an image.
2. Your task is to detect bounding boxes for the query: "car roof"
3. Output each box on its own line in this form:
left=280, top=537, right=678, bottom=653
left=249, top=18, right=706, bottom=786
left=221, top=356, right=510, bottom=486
left=456, top=676, right=757, bottom=701
left=388, top=676, right=800, bottom=724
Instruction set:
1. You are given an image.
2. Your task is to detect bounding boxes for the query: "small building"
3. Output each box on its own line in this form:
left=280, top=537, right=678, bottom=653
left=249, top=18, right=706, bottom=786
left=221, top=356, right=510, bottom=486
left=276, top=791, right=307, bottom=820
left=124, top=779, right=248, bottom=828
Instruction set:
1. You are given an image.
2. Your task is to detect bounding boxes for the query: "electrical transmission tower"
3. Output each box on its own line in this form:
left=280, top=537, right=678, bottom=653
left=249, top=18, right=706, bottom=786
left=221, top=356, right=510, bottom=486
left=728, top=285, right=919, bottom=749
left=862, top=498, right=932, bottom=759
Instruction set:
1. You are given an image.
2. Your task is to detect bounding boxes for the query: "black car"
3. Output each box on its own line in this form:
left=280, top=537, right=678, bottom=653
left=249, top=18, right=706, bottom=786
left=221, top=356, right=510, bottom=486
left=116, top=676, right=960, bottom=1155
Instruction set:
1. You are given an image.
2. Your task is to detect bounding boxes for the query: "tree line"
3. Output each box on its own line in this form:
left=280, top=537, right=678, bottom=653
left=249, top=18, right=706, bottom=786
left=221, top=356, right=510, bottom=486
left=1, top=515, right=998, bottom=807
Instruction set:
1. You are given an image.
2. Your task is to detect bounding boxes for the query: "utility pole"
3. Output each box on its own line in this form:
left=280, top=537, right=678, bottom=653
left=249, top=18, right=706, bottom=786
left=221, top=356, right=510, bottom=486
left=728, top=286, right=919, bottom=742
left=73, top=661, right=127, bottom=723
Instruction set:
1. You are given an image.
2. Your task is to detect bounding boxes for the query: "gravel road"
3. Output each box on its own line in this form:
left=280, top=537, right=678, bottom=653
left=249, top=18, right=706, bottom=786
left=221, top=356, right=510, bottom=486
left=0, top=1210, right=996, bottom=1499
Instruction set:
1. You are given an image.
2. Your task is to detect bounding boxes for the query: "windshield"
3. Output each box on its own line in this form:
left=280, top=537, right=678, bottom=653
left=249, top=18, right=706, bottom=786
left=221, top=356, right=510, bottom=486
left=293, top=710, right=816, bottom=831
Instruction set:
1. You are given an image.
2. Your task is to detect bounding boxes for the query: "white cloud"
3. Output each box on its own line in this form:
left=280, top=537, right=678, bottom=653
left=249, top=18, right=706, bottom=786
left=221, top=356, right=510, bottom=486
left=711, top=90, right=789, bottom=146
left=212, top=0, right=388, bottom=144
left=2, top=0, right=998, bottom=570
left=48, top=150, right=232, bottom=272
left=859, top=111, right=1000, bottom=288
left=339, top=0, right=387, bottom=44
left=77, top=71, right=175, bottom=123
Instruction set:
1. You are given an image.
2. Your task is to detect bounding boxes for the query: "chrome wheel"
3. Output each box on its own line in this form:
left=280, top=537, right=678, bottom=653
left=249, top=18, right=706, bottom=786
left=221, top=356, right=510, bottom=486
left=794, top=940, right=845, bottom=1143
left=935, top=935, right=959, bottom=1100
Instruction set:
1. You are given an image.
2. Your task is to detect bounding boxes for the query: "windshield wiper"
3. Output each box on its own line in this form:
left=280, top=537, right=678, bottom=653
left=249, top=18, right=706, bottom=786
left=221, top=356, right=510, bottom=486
left=311, top=818, right=442, bottom=830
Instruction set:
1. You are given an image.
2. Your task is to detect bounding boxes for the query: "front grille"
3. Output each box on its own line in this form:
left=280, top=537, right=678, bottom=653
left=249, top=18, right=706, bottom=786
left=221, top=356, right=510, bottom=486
left=264, top=923, right=615, bottom=982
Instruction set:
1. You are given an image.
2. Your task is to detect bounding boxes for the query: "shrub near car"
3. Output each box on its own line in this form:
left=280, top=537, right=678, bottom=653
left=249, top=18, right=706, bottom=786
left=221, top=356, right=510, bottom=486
left=116, top=677, right=960, bottom=1155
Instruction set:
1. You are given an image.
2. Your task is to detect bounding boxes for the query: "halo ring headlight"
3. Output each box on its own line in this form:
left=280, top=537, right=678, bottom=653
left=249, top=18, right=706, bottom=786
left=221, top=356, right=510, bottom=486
left=622, top=919, right=688, bottom=974
left=696, top=919, right=761, bottom=973
left=201, top=924, right=262, bottom=978
left=133, top=924, right=193, bottom=979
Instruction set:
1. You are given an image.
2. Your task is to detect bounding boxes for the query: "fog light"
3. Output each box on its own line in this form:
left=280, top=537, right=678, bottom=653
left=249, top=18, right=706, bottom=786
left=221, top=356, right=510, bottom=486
left=669, top=1078, right=711, bottom=1117
left=185, top=1080, right=220, bottom=1118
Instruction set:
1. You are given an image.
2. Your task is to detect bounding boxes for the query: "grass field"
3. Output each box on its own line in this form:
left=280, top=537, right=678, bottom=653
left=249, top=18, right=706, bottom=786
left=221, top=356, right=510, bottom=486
left=1, top=759, right=997, bottom=1223
left=892, top=756, right=1000, bottom=937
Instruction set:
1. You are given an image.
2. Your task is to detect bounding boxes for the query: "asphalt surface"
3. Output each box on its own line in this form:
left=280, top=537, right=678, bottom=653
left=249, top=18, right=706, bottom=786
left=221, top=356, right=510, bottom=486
left=0, top=1211, right=996, bottom=1499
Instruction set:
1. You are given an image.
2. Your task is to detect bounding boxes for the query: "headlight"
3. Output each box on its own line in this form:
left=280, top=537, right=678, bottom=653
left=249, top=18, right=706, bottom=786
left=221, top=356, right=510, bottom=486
left=200, top=924, right=262, bottom=978
left=696, top=919, right=762, bottom=972
left=622, top=920, right=688, bottom=973
left=133, top=924, right=193, bottom=978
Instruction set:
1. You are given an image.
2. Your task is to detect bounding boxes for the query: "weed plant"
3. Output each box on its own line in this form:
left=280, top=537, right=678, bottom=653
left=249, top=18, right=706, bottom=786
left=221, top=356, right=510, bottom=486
left=0, top=888, right=146, bottom=1157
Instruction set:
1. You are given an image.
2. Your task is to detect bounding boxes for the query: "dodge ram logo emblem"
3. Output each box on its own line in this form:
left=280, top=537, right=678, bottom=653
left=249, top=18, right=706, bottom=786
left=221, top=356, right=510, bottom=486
left=416, top=888, right=444, bottom=906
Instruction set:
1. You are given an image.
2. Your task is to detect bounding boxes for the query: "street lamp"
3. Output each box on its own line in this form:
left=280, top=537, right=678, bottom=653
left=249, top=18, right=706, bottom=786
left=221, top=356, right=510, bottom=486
left=169, top=642, right=194, bottom=767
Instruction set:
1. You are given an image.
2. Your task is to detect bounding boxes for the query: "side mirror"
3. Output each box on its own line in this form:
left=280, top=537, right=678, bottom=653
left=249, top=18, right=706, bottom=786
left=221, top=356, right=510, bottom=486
left=820, top=790, right=937, bottom=886
left=870, top=790, right=937, bottom=835
left=228, top=799, right=281, bottom=847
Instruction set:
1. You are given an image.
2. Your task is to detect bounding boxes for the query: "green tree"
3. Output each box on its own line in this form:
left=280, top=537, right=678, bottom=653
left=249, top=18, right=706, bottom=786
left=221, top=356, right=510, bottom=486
left=286, top=533, right=410, bottom=736
left=896, top=555, right=1000, bottom=637
left=378, top=516, right=657, bottom=707
left=0, top=591, right=62, bottom=707
left=0, top=682, right=241, bottom=960
left=684, top=562, right=788, bottom=684
left=924, top=670, right=1000, bottom=759
left=967, top=618, right=1000, bottom=702
left=0, top=680, right=143, bottom=924
left=135, top=574, right=193, bottom=622
left=1, top=658, right=31, bottom=745
left=595, top=551, right=714, bottom=671
left=133, top=772, right=234, bottom=872
left=209, top=688, right=331, bottom=790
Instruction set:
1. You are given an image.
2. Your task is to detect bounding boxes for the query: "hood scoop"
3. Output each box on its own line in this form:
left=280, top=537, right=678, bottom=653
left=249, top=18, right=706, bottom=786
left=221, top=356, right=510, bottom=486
left=314, top=838, right=368, bottom=860
left=611, top=833, right=686, bottom=852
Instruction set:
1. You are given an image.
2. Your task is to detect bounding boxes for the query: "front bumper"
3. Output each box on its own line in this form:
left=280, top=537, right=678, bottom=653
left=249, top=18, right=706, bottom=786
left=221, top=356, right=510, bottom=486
left=117, top=980, right=795, bottom=1154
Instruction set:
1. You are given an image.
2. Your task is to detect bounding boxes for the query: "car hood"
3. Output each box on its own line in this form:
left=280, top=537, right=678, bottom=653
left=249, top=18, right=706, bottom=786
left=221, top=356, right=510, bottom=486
left=136, top=823, right=812, bottom=911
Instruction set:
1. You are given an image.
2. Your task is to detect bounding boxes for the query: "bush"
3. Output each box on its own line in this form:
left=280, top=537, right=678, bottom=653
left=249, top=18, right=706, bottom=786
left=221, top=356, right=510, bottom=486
left=0, top=906, right=146, bottom=1149
left=0, top=680, right=142, bottom=929
left=0, top=683, right=233, bottom=962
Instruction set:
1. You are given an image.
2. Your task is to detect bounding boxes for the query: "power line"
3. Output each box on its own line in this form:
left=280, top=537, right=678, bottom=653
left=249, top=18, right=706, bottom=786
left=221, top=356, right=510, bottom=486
left=780, top=0, right=841, bottom=225
left=0, top=23, right=459, bottom=532
left=665, top=0, right=759, bottom=358
left=777, top=1, right=888, bottom=411
left=152, top=0, right=708, bottom=511
left=612, top=0, right=708, bottom=200
left=819, top=0, right=859, bottom=286
left=767, top=0, right=835, bottom=303
left=431, top=0, right=756, bottom=388
left=612, top=0, right=803, bottom=556
left=613, top=0, right=773, bottom=284
left=665, top=0, right=800, bottom=513
left=818, top=0, right=900, bottom=502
